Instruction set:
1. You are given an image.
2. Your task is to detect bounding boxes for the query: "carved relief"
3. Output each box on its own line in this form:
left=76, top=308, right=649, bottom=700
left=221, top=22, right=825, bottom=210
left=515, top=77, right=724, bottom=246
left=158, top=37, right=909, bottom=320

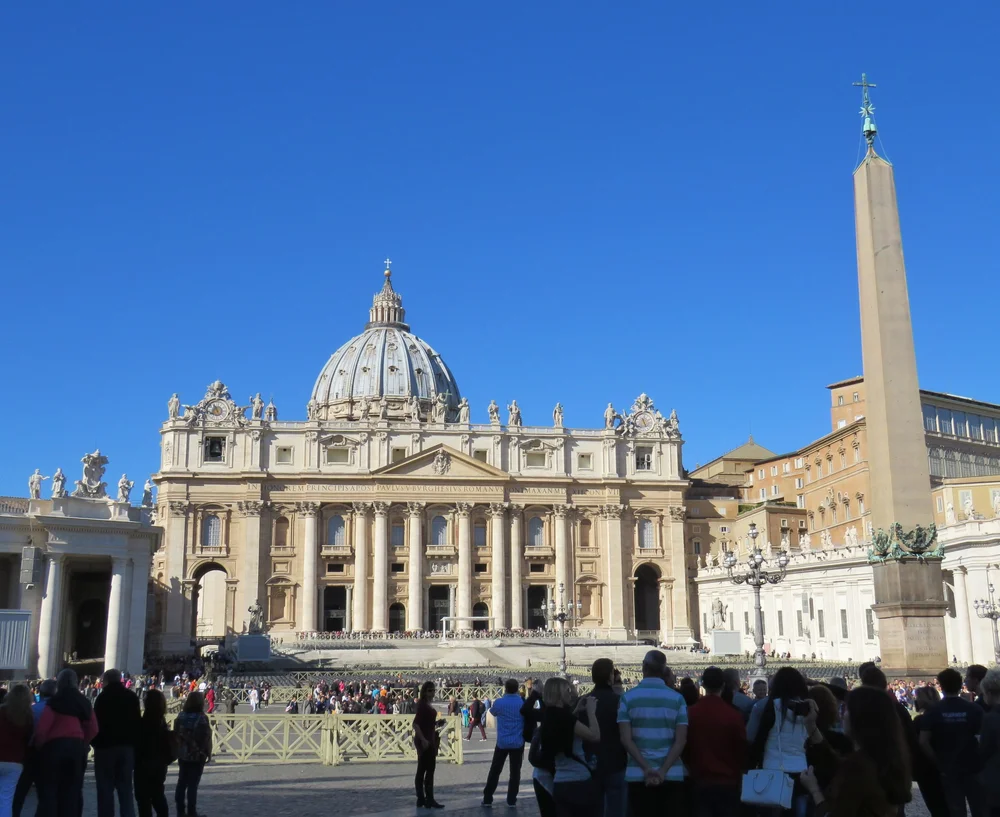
left=297, top=501, right=320, bottom=518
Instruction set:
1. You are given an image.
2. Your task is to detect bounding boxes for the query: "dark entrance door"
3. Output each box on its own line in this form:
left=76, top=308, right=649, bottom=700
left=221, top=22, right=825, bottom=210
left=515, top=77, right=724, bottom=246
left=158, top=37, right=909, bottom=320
left=323, top=586, right=347, bottom=632
left=527, top=586, right=547, bottom=630
left=472, top=602, right=489, bottom=630
left=389, top=603, right=406, bottom=633
left=428, top=586, right=450, bottom=631
left=634, top=565, right=660, bottom=632
left=75, top=598, right=107, bottom=660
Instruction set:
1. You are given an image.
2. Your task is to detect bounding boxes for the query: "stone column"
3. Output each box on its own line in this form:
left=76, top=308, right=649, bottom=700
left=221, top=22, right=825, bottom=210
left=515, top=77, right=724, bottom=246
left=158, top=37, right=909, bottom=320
left=345, top=586, right=353, bottom=633
left=601, top=505, right=627, bottom=638
left=489, top=504, right=507, bottom=629
left=509, top=505, right=523, bottom=629
left=37, top=554, right=65, bottom=680
left=104, top=557, right=128, bottom=671
left=449, top=585, right=456, bottom=619
left=457, top=504, right=473, bottom=629
left=164, top=503, right=189, bottom=639
left=352, top=502, right=370, bottom=631
left=299, top=503, right=319, bottom=631
left=407, top=503, right=425, bottom=631
left=666, top=507, right=694, bottom=644
left=545, top=585, right=553, bottom=628
left=554, top=505, right=571, bottom=603
left=126, top=552, right=152, bottom=673
left=117, top=559, right=134, bottom=666
left=372, top=502, right=390, bottom=632
left=239, top=501, right=265, bottom=622
left=225, top=579, right=239, bottom=640
left=952, top=568, right=974, bottom=664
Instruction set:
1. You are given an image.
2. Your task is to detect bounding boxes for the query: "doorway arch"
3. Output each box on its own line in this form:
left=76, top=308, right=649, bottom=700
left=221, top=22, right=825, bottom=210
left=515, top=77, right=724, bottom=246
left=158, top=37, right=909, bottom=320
left=193, top=562, right=228, bottom=639
left=388, top=603, right=406, bottom=633
left=74, top=598, right=107, bottom=660
left=633, top=564, right=660, bottom=632
left=427, top=587, right=450, bottom=631
left=472, top=602, right=490, bottom=631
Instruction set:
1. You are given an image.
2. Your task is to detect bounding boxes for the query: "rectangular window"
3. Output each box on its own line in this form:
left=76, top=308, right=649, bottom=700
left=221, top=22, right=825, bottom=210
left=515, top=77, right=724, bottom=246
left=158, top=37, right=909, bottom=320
left=204, top=436, right=226, bottom=463
left=474, top=524, right=487, bottom=548
left=795, top=478, right=804, bottom=489
left=473, top=449, right=488, bottom=462
left=780, top=518, right=788, bottom=527
left=985, top=418, right=999, bottom=444
left=853, top=392, right=859, bottom=403
left=275, top=446, right=293, bottom=465
left=938, top=408, right=954, bottom=435
left=777, top=610, right=784, bottom=637
left=859, top=497, right=866, bottom=514
left=744, top=611, right=750, bottom=635
left=799, top=519, right=807, bottom=528
left=771, top=485, right=779, bottom=497
left=840, top=452, right=847, bottom=468
left=390, top=562, right=404, bottom=573
left=838, top=395, right=845, bottom=406
left=796, top=610, right=803, bottom=637
left=818, top=610, right=825, bottom=639
left=577, top=453, right=593, bottom=470
left=770, top=466, right=778, bottom=477
left=635, top=447, right=653, bottom=471
left=759, top=488, right=766, bottom=500
left=954, top=411, right=968, bottom=437
left=526, top=452, right=547, bottom=468
left=474, top=563, right=487, bottom=574
left=328, top=563, right=344, bottom=573
left=969, top=414, right=984, bottom=441
left=923, top=404, right=938, bottom=432
left=391, top=523, right=405, bottom=548
left=529, top=563, right=545, bottom=574
left=794, top=458, right=803, bottom=468
left=391, top=447, right=407, bottom=463
left=326, top=447, right=350, bottom=464
left=840, top=609, right=849, bottom=639
left=865, top=609, right=875, bottom=641
left=937, top=496, right=944, bottom=512
left=783, top=462, right=791, bottom=474
left=838, top=419, right=847, bottom=429
left=797, top=494, right=804, bottom=508
left=719, top=525, right=729, bottom=533
left=759, top=469, right=766, bottom=479
left=854, top=446, right=861, bottom=463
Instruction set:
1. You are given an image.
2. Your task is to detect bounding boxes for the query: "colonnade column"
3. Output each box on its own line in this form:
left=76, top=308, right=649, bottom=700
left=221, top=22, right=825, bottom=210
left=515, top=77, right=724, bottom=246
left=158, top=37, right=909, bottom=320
left=554, top=505, right=571, bottom=603
left=352, top=502, right=370, bottom=631
left=126, top=553, right=152, bottom=674
left=345, top=586, right=353, bottom=633
left=407, top=503, right=425, bottom=631
left=489, top=504, right=507, bottom=629
left=509, top=505, right=523, bottom=629
left=457, top=503, right=473, bottom=630
left=601, top=504, right=627, bottom=638
left=37, top=554, right=65, bottom=679
left=372, top=502, right=390, bottom=632
left=953, top=566, right=974, bottom=664
left=300, top=502, right=319, bottom=632
left=117, top=560, right=134, bottom=667
left=104, top=557, right=128, bottom=671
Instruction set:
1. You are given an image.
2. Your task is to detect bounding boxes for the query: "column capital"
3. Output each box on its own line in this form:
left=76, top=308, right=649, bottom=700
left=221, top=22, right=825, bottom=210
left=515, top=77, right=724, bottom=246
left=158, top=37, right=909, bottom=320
left=111, top=556, right=129, bottom=571
left=237, top=500, right=267, bottom=517
left=600, top=504, right=624, bottom=519
left=456, top=502, right=474, bottom=518
left=406, top=501, right=426, bottom=517
left=168, top=501, right=191, bottom=518
left=372, top=501, right=390, bottom=517
left=297, top=501, right=320, bottom=518
left=488, top=502, right=508, bottom=519
left=352, top=501, right=371, bottom=517
left=667, top=505, right=685, bottom=522
left=47, top=553, right=66, bottom=566
left=553, top=504, right=572, bottom=519
left=509, top=503, right=524, bottom=515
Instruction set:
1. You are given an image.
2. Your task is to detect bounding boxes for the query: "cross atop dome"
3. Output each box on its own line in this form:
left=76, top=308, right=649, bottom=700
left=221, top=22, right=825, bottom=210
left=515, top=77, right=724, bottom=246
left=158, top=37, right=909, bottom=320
left=384, top=257, right=392, bottom=279
left=368, top=260, right=407, bottom=329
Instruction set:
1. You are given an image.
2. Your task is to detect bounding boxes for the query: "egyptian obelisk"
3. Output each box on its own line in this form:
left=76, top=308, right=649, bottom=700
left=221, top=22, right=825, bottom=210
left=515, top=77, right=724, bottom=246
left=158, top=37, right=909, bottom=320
left=853, top=75, right=947, bottom=676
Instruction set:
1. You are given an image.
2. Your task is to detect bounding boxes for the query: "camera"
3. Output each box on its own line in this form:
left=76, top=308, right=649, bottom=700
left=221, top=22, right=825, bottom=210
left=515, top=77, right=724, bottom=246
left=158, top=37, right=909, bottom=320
left=787, top=698, right=812, bottom=717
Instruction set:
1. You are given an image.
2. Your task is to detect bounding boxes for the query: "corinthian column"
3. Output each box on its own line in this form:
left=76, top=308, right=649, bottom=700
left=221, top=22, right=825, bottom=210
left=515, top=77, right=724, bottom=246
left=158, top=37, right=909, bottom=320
left=372, top=502, right=390, bottom=631
left=457, top=503, right=473, bottom=630
left=299, top=503, right=319, bottom=631
left=407, top=503, right=425, bottom=631
left=104, top=557, right=128, bottom=671
left=37, top=554, right=65, bottom=680
left=554, top=505, right=571, bottom=603
left=489, top=504, right=507, bottom=628
left=509, top=505, right=523, bottom=629
left=352, top=502, right=370, bottom=631
left=601, top=504, right=627, bottom=638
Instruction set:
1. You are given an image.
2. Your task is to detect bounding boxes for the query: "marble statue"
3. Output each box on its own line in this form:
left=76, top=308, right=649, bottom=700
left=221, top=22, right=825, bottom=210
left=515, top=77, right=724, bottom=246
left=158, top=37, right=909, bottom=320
left=843, top=526, right=856, bottom=548
left=250, top=393, right=265, bottom=420
left=708, top=550, right=718, bottom=567
left=711, top=598, right=727, bottom=630
left=265, top=400, right=277, bottom=422
left=553, top=403, right=564, bottom=426
left=820, top=530, right=833, bottom=549
left=507, top=400, right=522, bottom=427
left=409, top=396, right=421, bottom=423
left=945, top=502, right=957, bottom=525
left=167, top=393, right=181, bottom=420
left=306, top=399, right=318, bottom=420
left=994, top=492, right=1000, bottom=519
left=780, top=530, right=790, bottom=549
left=488, top=400, right=501, bottom=425
left=667, top=409, right=679, bottom=434
left=28, top=469, right=49, bottom=500
left=247, top=599, right=264, bottom=634
left=457, top=397, right=470, bottom=424
left=359, top=398, right=371, bottom=420
left=141, top=478, right=154, bottom=507
left=433, top=394, right=448, bottom=423
left=117, top=474, right=134, bottom=504
left=865, top=520, right=874, bottom=539
left=964, top=497, right=977, bottom=521
left=604, top=403, right=617, bottom=430
left=51, top=468, right=66, bottom=498
left=378, top=396, right=388, bottom=420
left=73, top=450, right=109, bottom=499
left=799, top=531, right=811, bottom=550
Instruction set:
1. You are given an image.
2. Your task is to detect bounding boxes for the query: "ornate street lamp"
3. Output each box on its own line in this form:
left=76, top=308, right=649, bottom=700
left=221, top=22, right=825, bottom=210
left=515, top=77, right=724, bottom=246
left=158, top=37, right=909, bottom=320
left=974, top=565, right=1000, bottom=664
left=546, top=582, right=582, bottom=678
left=723, top=522, right=789, bottom=672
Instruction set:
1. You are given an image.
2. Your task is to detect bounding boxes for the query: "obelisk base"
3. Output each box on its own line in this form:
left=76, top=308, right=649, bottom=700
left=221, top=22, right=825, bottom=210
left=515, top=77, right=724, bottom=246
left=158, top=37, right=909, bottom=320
left=871, top=559, right=948, bottom=678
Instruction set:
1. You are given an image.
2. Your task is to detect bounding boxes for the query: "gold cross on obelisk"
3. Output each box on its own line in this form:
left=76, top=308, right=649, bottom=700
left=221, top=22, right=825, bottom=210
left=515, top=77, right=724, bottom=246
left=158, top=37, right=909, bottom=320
left=853, top=73, right=878, bottom=146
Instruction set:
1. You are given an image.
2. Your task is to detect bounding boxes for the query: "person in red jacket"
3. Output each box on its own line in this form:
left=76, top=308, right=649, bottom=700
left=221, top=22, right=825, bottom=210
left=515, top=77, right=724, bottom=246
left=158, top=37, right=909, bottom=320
left=684, top=666, right=747, bottom=817
left=34, top=669, right=99, bottom=817
left=0, top=685, right=35, bottom=817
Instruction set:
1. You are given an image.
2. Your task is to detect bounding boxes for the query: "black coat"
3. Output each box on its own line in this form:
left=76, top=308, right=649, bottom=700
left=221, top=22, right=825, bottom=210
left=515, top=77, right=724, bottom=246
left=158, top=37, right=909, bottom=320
left=92, top=682, right=141, bottom=750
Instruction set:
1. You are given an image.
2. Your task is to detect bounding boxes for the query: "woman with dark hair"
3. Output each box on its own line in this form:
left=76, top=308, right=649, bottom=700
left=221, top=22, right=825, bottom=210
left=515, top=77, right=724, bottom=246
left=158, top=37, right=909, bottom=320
left=536, top=677, right=599, bottom=817
left=911, top=686, right=948, bottom=817
left=135, top=689, right=173, bottom=817
left=173, top=691, right=211, bottom=817
left=678, top=678, right=700, bottom=708
left=0, top=685, right=34, bottom=817
left=804, top=685, right=853, bottom=790
left=801, top=686, right=912, bottom=817
left=413, top=681, right=443, bottom=809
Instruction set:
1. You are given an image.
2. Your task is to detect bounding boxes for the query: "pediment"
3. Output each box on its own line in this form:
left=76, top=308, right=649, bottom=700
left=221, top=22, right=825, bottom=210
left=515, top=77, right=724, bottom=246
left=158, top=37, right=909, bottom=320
left=372, top=444, right=508, bottom=480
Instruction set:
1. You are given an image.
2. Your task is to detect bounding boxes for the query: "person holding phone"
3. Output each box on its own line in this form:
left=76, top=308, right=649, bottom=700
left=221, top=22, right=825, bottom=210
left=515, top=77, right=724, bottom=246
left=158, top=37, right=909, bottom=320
left=413, top=682, right=444, bottom=809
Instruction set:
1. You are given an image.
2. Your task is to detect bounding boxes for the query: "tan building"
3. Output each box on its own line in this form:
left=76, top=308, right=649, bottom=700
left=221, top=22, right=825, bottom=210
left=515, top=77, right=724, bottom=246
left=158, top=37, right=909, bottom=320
left=152, top=267, right=695, bottom=650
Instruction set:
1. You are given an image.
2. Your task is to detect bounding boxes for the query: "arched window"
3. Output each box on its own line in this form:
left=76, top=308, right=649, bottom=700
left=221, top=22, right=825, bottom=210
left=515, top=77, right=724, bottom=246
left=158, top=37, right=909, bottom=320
left=202, top=514, right=221, bottom=548
left=431, top=516, right=448, bottom=546
left=274, top=517, right=289, bottom=548
left=328, top=515, right=346, bottom=546
left=528, top=517, right=544, bottom=547
left=638, top=518, right=654, bottom=549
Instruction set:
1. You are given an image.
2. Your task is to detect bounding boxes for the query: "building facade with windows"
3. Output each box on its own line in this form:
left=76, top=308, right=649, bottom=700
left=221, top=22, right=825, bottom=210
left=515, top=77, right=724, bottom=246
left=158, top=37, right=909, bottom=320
left=151, top=266, right=694, bottom=651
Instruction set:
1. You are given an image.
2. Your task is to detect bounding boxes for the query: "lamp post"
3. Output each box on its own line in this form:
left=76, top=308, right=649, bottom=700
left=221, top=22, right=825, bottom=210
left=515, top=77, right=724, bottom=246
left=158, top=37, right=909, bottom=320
left=547, top=582, right=582, bottom=678
left=723, top=522, right=789, bottom=673
left=974, top=565, right=1000, bottom=664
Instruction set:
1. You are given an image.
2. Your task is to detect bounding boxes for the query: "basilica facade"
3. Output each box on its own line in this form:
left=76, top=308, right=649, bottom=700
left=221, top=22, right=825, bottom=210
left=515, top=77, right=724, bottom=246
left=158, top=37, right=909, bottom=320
left=152, top=267, right=694, bottom=651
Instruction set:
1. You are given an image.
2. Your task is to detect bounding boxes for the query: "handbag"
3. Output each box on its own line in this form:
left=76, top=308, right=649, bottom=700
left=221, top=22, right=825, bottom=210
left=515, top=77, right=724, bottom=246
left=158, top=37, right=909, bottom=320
left=741, top=708, right=794, bottom=809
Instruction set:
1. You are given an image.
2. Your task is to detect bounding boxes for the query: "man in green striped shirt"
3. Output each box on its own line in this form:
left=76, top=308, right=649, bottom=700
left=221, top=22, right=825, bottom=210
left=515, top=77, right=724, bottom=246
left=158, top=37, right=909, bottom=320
left=617, top=650, right=688, bottom=816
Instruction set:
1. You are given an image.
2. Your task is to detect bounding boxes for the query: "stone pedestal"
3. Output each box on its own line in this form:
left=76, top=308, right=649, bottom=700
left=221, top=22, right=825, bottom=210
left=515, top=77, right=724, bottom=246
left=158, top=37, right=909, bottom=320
left=871, top=559, right=948, bottom=677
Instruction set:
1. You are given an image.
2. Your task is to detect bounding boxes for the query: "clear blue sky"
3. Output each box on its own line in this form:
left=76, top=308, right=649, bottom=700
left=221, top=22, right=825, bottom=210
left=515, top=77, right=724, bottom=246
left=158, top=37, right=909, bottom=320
left=2, top=3, right=998, bottom=497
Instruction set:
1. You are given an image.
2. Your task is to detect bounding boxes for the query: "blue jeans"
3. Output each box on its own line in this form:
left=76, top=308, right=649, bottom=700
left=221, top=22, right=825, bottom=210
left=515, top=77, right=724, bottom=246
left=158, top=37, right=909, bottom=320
left=596, top=770, right=627, bottom=817
left=94, top=746, right=136, bottom=817
left=175, top=761, right=205, bottom=815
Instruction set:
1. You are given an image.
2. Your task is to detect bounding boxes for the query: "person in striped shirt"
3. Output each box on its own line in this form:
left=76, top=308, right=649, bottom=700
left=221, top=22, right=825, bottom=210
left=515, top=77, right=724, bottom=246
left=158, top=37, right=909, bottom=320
left=616, top=650, right=688, bottom=816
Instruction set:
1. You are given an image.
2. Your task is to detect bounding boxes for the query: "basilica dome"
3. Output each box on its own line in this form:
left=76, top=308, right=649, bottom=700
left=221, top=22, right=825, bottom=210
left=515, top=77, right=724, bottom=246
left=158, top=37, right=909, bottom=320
left=308, top=264, right=462, bottom=422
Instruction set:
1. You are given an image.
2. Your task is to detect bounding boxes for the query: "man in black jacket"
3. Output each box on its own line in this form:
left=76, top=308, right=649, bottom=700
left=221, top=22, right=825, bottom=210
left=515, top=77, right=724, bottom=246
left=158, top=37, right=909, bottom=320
left=92, top=669, right=141, bottom=817
left=586, top=659, right=628, bottom=817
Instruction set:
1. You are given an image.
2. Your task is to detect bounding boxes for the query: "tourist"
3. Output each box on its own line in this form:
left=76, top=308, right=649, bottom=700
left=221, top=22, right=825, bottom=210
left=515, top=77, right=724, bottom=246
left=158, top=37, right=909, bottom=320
left=748, top=666, right=817, bottom=816
left=684, top=666, right=746, bottom=817
left=204, top=686, right=215, bottom=715
left=0, top=686, right=34, bottom=817
left=911, top=686, right=948, bottom=817
left=537, top=677, right=600, bottom=817
left=723, top=669, right=754, bottom=722
left=248, top=686, right=259, bottom=713
left=413, top=681, right=443, bottom=809
left=585, top=659, right=627, bottom=817
left=446, top=696, right=459, bottom=717
left=173, top=691, right=211, bottom=817
left=465, top=696, right=486, bottom=741
left=966, top=665, right=989, bottom=711
left=481, top=679, right=525, bottom=807
left=92, top=669, right=142, bottom=817
left=977, top=667, right=1000, bottom=816
left=134, top=690, right=172, bottom=817
left=617, top=650, right=688, bottom=816
left=800, top=686, right=912, bottom=817
left=12, top=678, right=56, bottom=817
left=919, top=667, right=984, bottom=817
left=678, top=677, right=700, bottom=707
left=804, top=684, right=853, bottom=791
left=34, top=669, right=99, bottom=817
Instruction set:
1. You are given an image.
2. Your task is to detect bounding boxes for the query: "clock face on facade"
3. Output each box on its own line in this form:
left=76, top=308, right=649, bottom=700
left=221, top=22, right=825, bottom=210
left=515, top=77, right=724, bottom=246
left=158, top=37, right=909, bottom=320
left=633, top=411, right=654, bottom=433
left=206, top=400, right=230, bottom=421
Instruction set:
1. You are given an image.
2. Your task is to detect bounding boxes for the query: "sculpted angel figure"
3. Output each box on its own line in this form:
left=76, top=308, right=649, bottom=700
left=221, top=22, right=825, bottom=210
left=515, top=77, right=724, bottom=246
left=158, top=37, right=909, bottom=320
left=51, top=468, right=66, bottom=498
left=250, top=393, right=265, bottom=420
left=167, top=393, right=181, bottom=420
left=28, top=469, right=49, bottom=499
left=507, top=400, right=522, bottom=427
left=604, top=403, right=617, bottom=430
left=553, top=403, right=564, bottom=426
left=488, top=400, right=501, bottom=425
left=457, top=398, right=470, bottom=424
left=117, top=474, right=134, bottom=503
